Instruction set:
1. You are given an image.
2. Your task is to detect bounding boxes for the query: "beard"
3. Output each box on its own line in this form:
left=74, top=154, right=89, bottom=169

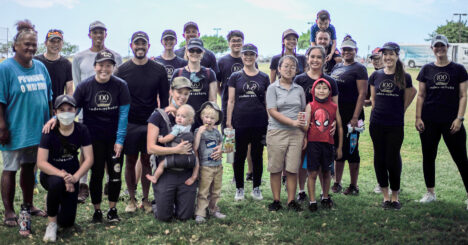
left=133, top=48, right=147, bottom=59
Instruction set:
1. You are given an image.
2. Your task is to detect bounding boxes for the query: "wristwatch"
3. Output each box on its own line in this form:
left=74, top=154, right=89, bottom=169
left=457, top=116, right=464, bottom=122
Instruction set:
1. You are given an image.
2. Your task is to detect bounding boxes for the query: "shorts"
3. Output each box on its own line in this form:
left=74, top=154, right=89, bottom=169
left=306, top=142, right=334, bottom=172
left=2, top=145, right=38, bottom=171
left=124, top=123, right=148, bottom=155
left=266, top=128, right=304, bottom=174
left=335, top=103, right=363, bottom=163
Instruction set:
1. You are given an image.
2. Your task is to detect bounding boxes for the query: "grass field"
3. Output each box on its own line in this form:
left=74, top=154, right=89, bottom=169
left=1, top=65, right=468, bottom=244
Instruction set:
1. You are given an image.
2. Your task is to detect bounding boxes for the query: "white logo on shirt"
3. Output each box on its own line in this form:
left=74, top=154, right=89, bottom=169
left=433, top=72, right=450, bottom=86
left=243, top=81, right=259, bottom=95
left=94, top=91, right=112, bottom=107
left=231, top=63, right=243, bottom=73
left=378, top=79, right=396, bottom=93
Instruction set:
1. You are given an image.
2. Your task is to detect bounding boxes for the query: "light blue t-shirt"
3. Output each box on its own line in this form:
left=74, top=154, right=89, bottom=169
left=0, top=58, right=52, bottom=151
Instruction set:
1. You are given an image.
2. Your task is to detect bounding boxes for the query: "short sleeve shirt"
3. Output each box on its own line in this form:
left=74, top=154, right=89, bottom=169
left=174, top=47, right=219, bottom=74
left=154, top=56, right=187, bottom=81
left=266, top=80, right=306, bottom=130
left=293, top=73, right=339, bottom=104
left=310, top=23, right=337, bottom=41
left=195, top=128, right=222, bottom=167
left=330, top=62, right=368, bottom=104
left=269, top=54, right=307, bottom=77
left=34, top=54, right=72, bottom=104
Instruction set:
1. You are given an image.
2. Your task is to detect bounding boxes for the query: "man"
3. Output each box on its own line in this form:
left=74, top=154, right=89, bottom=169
left=72, top=20, right=123, bottom=203
left=175, top=21, right=219, bottom=74
left=114, top=31, right=169, bottom=213
left=315, top=29, right=342, bottom=75
left=155, top=30, right=187, bottom=81
left=34, top=29, right=73, bottom=104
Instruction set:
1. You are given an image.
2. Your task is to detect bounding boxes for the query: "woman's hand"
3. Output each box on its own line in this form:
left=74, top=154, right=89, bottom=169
left=63, top=174, right=77, bottom=184
left=114, top=143, right=123, bottom=158
left=165, top=106, right=177, bottom=117
left=210, top=145, right=222, bottom=161
left=175, top=140, right=192, bottom=155
left=302, top=138, right=307, bottom=150
left=291, top=119, right=304, bottom=128
left=184, top=175, right=197, bottom=186
left=42, top=118, right=57, bottom=134
left=65, top=182, right=75, bottom=193
left=226, top=121, right=232, bottom=129
left=415, top=118, right=425, bottom=133
left=349, top=117, right=358, bottom=128
left=450, top=118, right=462, bottom=134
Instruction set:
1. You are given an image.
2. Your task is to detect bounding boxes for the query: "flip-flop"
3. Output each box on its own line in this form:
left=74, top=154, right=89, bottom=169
left=30, top=208, right=48, bottom=217
left=3, top=216, right=18, bottom=227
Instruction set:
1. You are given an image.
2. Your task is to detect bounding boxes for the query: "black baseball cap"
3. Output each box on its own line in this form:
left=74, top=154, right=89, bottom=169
left=89, top=21, right=106, bottom=31
left=187, top=38, right=204, bottom=50
left=94, top=49, right=116, bottom=65
left=183, top=21, right=199, bottom=32
left=161, top=29, right=177, bottom=40
left=131, top=31, right=149, bottom=43
left=380, top=42, right=400, bottom=54
left=241, top=43, right=258, bottom=54
left=54, top=95, right=76, bottom=109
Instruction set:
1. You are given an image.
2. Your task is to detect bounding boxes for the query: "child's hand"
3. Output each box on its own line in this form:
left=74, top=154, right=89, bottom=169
left=210, top=145, right=222, bottom=160
left=336, top=148, right=342, bottom=160
left=302, top=138, right=308, bottom=150
left=326, top=53, right=333, bottom=62
left=199, top=125, right=207, bottom=133
left=157, top=135, right=163, bottom=143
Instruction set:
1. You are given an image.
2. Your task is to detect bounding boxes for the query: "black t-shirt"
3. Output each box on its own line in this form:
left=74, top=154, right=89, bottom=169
left=154, top=56, right=187, bottom=81
left=74, top=75, right=131, bottom=141
left=330, top=62, right=368, bottom=104
left=293, top=73, right=339, bottom=103
left=323, top=47, right=341, bottom=75
left=171, top=66, right=217, bottom=112
left=269, top=53, right=307, bottom=76
left=39, top=123, right=92, bottom=174
left=417, top=62, right=468, bottom=123
left=34, top=54, right=72, bottom=104
left=227, top=70, right=270, bottom=128
left=369, top=70, right=413, bottom=126
left=217, top=55, right=244, bottom=111
left=175, top=47, right=219, bottom=74
left=115, top=59, right=169, bottom=125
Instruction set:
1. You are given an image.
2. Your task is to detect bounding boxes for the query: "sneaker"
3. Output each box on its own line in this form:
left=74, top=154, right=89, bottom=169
left=195, top=215, right=206, bottom=224
left=43, top=222, right=57, bottom=242
left=211, top=211, right=226, bottom=219
left=246, top=172, right=253, bottom=182
left=392, top=201, right=402, bottom=210
left=107, top=207, right=121, bottom=222
left=251, top=187, right=263, bottom=200
left=374, top=184, right=382, bottom=194
left=268, top=200, right=282, bottom=211
left=419, top=192, right=436, bottom=203
left=141, top=198, right=152, bottom=213
left=78, top=183, right=89, bottom=203
left=296, top=191, right=307, bottom=203
left=125, top=198, right=138, bottom=213
left=92, top=209, right=103, bottom=223
left=321, top=197, right=334, bottom=209
left=234, top=188, right=245, bottom=201
left=331, top=183, right=342, bottom=193
left=308, top=202, right=318, bottom=212
left=343, top=185, right=359, bottom=195
left=382, top=201, right=392, bottom=210
left=287, top=200, right=303, bottom=212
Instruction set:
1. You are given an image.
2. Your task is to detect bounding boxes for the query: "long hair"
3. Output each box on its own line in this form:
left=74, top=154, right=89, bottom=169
left=394, top=58, right=406, bottom=90
left=305, top=45, right=326, bottom=73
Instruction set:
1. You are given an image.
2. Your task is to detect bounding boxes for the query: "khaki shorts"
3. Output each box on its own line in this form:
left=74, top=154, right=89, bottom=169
left=267, top=128, right=304, bottom=174
left=2, top=146, right=38, bottom=171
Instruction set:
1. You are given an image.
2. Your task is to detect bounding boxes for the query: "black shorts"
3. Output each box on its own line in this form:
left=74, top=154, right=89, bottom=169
left=335, top=103, right=364, bottom=163
left=124, top=123, right=148, bottom=155
left=306, top=142, right=334, bottom=172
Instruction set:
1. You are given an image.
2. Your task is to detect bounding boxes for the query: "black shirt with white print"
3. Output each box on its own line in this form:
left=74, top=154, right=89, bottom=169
left=154, top=56, right=187, bottom=81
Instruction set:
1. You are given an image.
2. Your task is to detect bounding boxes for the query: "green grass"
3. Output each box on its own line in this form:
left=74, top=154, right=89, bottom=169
left=1, top=66, right=468, bottom=244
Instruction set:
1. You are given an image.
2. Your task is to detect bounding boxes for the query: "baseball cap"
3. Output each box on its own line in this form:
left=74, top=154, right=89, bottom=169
left=94, top=49, right=116, bottom=65
left=46, top=29, right=63, bottom=41
left=54, top=95, right=76, bottom=109
left=317, top=10, right=330, bottom=20
left=380, top=42, right=400, bottom=54
left=282, top=29, right=299, bottom=40
left=131, top=31, right=149, bottom=43
left=431, top=34, right=449, bottom=47
left=161, top=29, right=177, bottom=40
left=187, top=38, right=204, bottom=50
left=89, top=21, right=106, bottom=31
left=183, top=21, right=199, bottom=32
left=341, top=39, right=357, bottom=49
left=171, top=77, right=193, bottom=90
left=370, top=47, right=381, bottom=59
left=241, top=43, right=258, bottom=54
left=196, top=101, right=223, bottom=125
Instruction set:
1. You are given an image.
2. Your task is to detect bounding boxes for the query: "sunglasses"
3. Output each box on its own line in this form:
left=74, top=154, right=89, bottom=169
left=188, top=48, right=203, bottom=54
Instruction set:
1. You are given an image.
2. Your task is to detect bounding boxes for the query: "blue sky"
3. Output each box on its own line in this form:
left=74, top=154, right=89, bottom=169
left=1, top=0, right=467, bottom=57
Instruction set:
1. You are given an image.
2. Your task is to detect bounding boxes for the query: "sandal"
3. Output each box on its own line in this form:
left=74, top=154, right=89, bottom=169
left=19, top=204, right=31, bottom=236
left=30, top=207, right=47, bottom=217
left=3, top=216, right=18, bottom=227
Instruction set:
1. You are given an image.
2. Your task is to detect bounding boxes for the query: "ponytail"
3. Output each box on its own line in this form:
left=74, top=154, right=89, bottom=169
left=394, top=59, right=406, bottom=90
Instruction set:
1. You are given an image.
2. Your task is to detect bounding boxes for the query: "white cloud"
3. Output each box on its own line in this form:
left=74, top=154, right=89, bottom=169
left=14, top=0, right=79, bottom=8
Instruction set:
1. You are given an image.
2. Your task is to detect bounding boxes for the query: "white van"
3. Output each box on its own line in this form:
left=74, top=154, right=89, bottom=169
left=399, top=43, right=468, bottom=69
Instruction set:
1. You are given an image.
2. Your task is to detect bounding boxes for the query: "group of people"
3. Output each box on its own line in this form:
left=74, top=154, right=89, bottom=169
left=0, top=8, right=467, bottom=242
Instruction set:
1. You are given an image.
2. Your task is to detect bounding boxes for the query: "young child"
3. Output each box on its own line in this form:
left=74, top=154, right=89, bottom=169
left=310, top=10, right=337, bottom=62
left=145, top=104, right=195, bottom=184
left=194, top=102, right=225, bottom=223
left=304, top=78, right=343, bottom=212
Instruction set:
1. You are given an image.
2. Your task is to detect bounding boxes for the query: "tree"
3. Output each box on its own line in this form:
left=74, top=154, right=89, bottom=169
left=298, top=30, right=311, bottom=50
left=36, top=41, right=79, bottom=57
left=427, top=20, right=468, bottom=43
left=178, top=35, right=229, bottom=54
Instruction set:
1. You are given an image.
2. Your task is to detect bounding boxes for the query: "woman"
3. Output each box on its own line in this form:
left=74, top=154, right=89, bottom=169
left=266, top=55, right=306, bottom=211
left=227, top=43, right=270, bottom=201
left=38, top=95, right=93, bottom=242
left=330, top=35, right=368, bottom=195
left=293, top=46, right=339, bottom=203
left=147, top=77, right=205, bottom=221
left=416, top=34, right=468, bottom=207
left=0, top=20, right=51, bottom=231
left=269, top=29, right=307, bottom=82
left=369, top=42, right=416, bottom=210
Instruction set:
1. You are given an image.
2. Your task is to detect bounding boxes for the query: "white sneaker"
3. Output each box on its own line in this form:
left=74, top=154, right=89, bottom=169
left=374, top=184, right=382, bottom=194
left=419, top=192, right=436, bottom=203
left=43, top=222, right=57, bottom=242
left=251, top=187, right=263, bottom=200
left=235, top=188, right=244, bottom=201
left=211, top=211, right=226, bottom=219
left=125, top=198, right=138, bottom=213
left=195, top=215, right=206, bottom=223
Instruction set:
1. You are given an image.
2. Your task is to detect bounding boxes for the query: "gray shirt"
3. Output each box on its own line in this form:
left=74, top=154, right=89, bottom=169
left=195, top=128, right=222, bottom=167
left=266, top=80, right=306, bottom=130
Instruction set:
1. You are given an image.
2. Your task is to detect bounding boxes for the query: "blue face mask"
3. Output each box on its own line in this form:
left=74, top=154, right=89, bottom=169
left=171, top=98, right=180, bottom=109
left=190, top=72, right=202, bottom=83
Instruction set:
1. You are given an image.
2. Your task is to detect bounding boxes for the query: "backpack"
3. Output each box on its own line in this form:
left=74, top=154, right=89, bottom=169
left=177, top=67, right=211, bottom=80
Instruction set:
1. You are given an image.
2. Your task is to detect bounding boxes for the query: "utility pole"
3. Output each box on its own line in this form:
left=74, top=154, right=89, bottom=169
left=453, top=13, right=467, bottom=43
left=0, top=27, right=9, bottom=58
left=213, top=28, right=221, bottom=37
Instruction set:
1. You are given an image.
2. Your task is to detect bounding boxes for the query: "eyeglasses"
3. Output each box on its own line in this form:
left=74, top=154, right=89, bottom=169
left=188, top=48, right=203, bottom=54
